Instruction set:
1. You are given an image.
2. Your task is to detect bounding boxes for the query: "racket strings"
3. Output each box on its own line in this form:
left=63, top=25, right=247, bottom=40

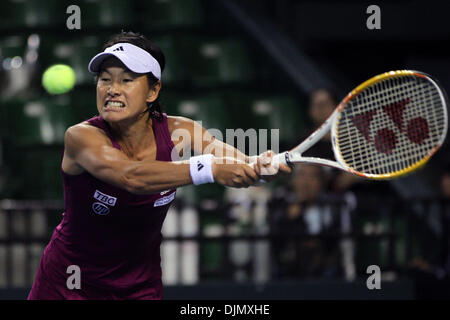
left=366, top=79, right=437, bottom=174
left=360, top=78, right=440, bottom=173
left=336, top=75, right=446, bottom=176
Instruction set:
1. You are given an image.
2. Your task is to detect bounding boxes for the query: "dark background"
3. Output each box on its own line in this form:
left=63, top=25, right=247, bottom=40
left=1, top=0, right=450, bottom=300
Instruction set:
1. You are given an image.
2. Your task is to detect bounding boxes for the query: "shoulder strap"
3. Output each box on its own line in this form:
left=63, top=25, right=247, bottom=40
left=86, top=115, right=121, bottom=149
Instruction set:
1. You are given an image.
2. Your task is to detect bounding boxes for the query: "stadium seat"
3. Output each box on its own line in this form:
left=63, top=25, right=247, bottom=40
left=163, top=91, right=304, bottom=156
left=3, top=95, right=78, bottom=199
left=0, top=36, right=28, bottom=100
left=226, top=92, right=306, bottom=148
left=1, top=135, right=65, bottom=199
left=0, top=36, right=27, bottom=60
left=199, top=203, right=227, bottom=279
left=0, top=0, right=66, bottom=29
left=163, top=93, right=232, bottom=134
left=186, top=37, right=256, bottom=86
left=4, top=97, right=78, bottom=146
left=38, top=36, right=74, bottom=74
left=80, top=0, right=134, bottom=28
left=18, top=148, right=65, bottom=199
left=71, top=36, right=105, bottom=85
left=356, top=216, right=390, bottom=271
left=39, top=35, right=104, bottom=85
left=138, top=0, right=205, bottom=30
left=67, top=90, right=98, bottom=123
left=393, top=216, right=408, bottom=266
left=149, top=35, right=188, bottom=86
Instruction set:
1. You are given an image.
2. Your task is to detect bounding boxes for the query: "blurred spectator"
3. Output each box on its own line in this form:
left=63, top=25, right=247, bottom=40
left=303, top=88, right=337, bottom=159
left=407, top=168, right=450, bottom=280
left=300, top=88, right=363, bottom=193
left=304, top=88, right=401, bottom=278
left=225, top=186, right=272, bottom=283
left=269, top=164, right=353, bottom=279
left=441, top=169, right=450, bottom=198
left=438, top=170, right=450, bottom=277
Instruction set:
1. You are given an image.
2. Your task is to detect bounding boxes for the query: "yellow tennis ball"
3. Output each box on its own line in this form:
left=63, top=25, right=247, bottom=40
left=42, top=64, right=76, bottom=95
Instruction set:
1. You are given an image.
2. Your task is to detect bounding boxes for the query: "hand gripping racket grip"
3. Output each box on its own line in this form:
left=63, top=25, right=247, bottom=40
left=273, top=152, right=289, bottom=166
left=248, top=152, right=289, bottom=184
left=248, top=162, right=266, bottom=184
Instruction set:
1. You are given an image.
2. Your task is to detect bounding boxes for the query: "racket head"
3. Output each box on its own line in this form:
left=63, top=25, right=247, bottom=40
left=331, top=70, right=448, bottom=180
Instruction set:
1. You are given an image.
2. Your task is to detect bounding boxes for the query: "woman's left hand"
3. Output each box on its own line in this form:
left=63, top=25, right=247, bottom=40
left=251, top=150, right=292, bottom=182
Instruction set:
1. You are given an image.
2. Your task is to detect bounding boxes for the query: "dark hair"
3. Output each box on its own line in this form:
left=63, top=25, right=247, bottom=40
left=101, top=31, right=165, bottom=121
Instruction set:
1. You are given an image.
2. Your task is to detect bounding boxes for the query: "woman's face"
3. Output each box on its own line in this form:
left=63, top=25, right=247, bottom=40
left=308, top=89, right=335, bottom=126
left=441, top=173, right=450, bottom=198
left=96, top=57, right=160, bottom=123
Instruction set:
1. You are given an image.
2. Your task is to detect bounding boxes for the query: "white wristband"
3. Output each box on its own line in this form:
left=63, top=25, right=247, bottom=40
left=189, top=154, right=215, bottom=185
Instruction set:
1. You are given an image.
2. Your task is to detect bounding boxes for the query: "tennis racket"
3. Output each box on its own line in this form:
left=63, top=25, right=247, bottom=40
left=273, top=70, right=448, bottom=180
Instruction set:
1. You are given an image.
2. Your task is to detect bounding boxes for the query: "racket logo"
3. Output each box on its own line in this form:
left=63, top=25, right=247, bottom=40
left=350, top=98, right=430, bottom=154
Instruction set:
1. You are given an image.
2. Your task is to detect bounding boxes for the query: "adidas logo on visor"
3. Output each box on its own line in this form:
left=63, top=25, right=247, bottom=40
left=88, top=42, right=162, bottom=80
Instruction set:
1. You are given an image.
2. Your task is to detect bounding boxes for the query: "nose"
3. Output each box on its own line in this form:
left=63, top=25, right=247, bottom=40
left=107, top=81, right=121, bottom=96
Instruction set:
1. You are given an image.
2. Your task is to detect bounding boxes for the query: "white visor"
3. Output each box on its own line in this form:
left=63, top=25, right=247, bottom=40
left=88, top=42, right=161, bottom=80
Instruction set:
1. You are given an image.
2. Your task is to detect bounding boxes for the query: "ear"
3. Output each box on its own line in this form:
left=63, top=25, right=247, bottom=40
left=146, top=81, right=162, bottom=103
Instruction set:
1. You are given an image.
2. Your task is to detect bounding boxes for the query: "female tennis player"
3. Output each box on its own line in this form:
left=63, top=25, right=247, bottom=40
left=27, top=31, right=291, bottom=300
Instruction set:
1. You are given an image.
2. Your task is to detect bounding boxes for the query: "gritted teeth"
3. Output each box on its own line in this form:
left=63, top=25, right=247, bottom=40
left=105, top=101, right=125, bottom=108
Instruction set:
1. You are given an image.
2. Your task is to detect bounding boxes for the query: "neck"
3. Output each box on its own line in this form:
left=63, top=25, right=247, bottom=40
left=109, top=113, right=154, bottom=156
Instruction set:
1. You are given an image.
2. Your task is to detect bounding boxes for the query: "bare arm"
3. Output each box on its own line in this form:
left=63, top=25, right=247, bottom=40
left=168, top=116, right=291, bottom=179
left=64, top=124, right=193, bottom=195
left=168, top=116, right=249, bottom=161
left=64, top=123, right=260, bottom=194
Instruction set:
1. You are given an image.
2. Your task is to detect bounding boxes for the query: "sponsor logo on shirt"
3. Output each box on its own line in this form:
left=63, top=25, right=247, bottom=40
left=154, top=192, right=176, bottom=207
left=93, top=190, right=117, bottom=206
left=92, top=202, right=110, bottom=215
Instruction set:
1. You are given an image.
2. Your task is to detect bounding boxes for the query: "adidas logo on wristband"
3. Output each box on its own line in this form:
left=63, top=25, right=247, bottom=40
left=190, top=154, right=214, bottom=185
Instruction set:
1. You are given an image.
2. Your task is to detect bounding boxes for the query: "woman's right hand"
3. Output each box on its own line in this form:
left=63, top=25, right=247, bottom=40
left=212, top=157, right=259, bottom=188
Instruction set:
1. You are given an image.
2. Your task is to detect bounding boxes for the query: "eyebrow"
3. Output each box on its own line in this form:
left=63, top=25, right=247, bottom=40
left=98, top=68, right=114, bottom=75
left=99, top=69, right=137, bottom=77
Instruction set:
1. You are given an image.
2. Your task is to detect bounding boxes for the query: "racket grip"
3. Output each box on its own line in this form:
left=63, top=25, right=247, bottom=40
left=273, top=152, right=289, bottom=166
left=248, top=152, right=288, bottom=183
left=250, top=152, right=288, bottom=168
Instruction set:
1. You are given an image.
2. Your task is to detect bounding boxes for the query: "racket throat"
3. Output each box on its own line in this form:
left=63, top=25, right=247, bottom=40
left=284, top=152, right=293, bottom=166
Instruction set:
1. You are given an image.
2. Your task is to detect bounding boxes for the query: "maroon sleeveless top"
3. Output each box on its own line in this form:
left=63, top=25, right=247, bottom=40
left=46, top=114, right=176, bottom=290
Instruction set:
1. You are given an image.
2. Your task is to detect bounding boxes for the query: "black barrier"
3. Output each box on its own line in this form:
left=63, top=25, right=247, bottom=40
left=0, top=198, right=449, bottom=299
